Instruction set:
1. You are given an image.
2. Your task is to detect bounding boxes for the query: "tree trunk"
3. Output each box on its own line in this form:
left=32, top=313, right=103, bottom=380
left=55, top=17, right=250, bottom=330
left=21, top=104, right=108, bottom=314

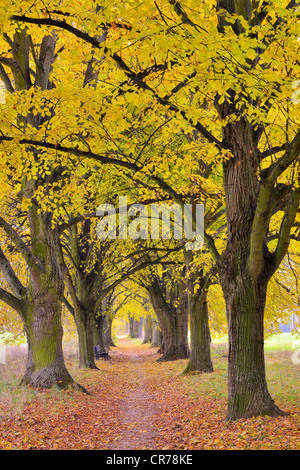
left=128, top=315, right=140, bottom=338
left=74, top=306, right=98, bottom=369
left=103, top=316, right=116, bottom=349
left=143, top=314, right=152, bottom=344
left=21, top=209, right=85, bottom=391
left=94, top=314, right=106, bottom=352
left=138, top=318, right=144, bottom=338
left=218, top=117, right=286, bottom=419
left=183, top=289, right=213, bottom=374
left=221, top=269, right=285, bottom=420
left=149, top=285, right=189, bottom=361
left=21, top=293, right=77, bottom=389
left=151, top=317, right=163, bottom=348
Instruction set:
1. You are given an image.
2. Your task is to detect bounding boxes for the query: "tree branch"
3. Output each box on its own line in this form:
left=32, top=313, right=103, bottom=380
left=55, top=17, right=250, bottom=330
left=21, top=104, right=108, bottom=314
left=0, top=286, right=24, bottom=315
left=0, top=246, right=26, bottom=298
left=0, top=64, right=15, bottom=93
left=260, top=131, right=300, bottom=184
left=273, top=185, right=300, bottom=269
left=63, top=296, right=75, bottom=316
left=0, top=217, right=38, bottom=272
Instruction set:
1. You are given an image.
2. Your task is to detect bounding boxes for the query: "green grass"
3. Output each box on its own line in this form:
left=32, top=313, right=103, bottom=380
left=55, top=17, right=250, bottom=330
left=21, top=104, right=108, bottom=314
left=166, top=333, right=300, bottom=409
left=264, top=332, right=300, bottom=351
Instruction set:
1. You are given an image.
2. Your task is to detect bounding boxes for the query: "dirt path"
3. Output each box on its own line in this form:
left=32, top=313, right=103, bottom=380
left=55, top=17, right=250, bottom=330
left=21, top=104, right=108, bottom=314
left=105, top=339, right=165, bottom=450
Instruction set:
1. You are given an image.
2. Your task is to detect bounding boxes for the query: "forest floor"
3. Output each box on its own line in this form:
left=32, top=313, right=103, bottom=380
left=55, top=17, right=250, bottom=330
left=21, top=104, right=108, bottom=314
left=0, top=336, right=299, bottom=450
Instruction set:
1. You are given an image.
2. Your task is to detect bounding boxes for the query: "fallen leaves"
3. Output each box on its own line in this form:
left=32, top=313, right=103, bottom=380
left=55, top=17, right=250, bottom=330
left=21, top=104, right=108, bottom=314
left=0, top=338, right=299, bottom=450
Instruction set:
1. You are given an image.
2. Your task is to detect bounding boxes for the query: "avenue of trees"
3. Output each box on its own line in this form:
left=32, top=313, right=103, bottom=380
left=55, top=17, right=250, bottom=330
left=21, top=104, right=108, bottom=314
left=0, top=0, right=299, bottom=421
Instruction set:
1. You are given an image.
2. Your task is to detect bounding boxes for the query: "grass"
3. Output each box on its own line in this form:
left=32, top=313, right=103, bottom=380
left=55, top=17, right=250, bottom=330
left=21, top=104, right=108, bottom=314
left=164, top=333, right=300, bottom=409
left=264, top=332, right=300, bottom=351
left=0, top=356, right=36, bottom=419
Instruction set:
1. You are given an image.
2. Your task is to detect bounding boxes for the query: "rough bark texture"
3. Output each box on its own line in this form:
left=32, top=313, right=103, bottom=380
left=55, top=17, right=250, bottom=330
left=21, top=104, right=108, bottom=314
left=151, top=318, right=163, bottom=348
left=218, top=117, right=286, bottom=419
left=21, top=209, right=85, bottom=391
left=62, top=221, right=108, bottom=369
left=184, top=289, right=213, bottom=374
left=148, top=276, right=189, bottom=361
left=128, top=315, right=140, bottom=338
left=143, top=314, right=153, bottom=344
left=75, top=305, right=98, bottom=369
left=21, top=294, right=75, bottom=389
left=103, top=316, right=116, bottom=349
left=221, top=270, right=285, bottom=419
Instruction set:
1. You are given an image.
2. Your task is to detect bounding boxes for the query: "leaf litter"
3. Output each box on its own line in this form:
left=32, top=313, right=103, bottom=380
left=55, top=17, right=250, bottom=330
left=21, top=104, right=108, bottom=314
left=0, top=337, right=299, bottom=450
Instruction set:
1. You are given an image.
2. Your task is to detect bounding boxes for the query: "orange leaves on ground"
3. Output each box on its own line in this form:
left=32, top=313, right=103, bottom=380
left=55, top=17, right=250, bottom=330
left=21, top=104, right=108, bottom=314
left=0, top=338, right=299, bottom=450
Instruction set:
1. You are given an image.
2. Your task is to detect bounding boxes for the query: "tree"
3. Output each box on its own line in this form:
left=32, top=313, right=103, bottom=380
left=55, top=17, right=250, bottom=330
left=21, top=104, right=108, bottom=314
left=0, top=28, right=86, bottom=390
left=147, top=267, right=190, bottom=361
left=61, top=218, right=111, bottom=369
left=2, top=1, right=300, bottom=419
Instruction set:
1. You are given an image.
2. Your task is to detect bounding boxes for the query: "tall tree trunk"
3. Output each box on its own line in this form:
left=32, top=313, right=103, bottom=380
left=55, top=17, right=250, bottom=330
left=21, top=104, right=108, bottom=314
left=149, top=284, right=189, bottom=361
left=183, top=289, right=213, bottom=374
left=218, top=117, right=286, bottom=419
left=74, top=305, right=97, bottom=369
left=103, top=316, right=116, bottom=349
left=138, top=317, right=144, bottom=338
left=94, top=313, right=107, bottom=352
left=143, top=314, right=152, bottom=344
left=151, top=317, right=163, bottom=348
left=21, top=208, right=85, bottom=390
left=212, top=0, right=294, bottom=421
left=21, top=291, right=75, bottom=389
left=128, top=315, right=140, bottom=338
left=221, top=268, right=285, bottom=419
left=184, top=253, right=214, bottom=374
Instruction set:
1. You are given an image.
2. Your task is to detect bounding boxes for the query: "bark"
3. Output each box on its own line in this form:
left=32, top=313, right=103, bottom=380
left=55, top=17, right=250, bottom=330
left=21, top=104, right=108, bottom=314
left=148, top=277, right=189, bottom=361
left=61, top=222, right=104, bottom=369
left=20, top=208, right=86, bottom=391
left=103, top=316, right=116, bottom=349
left=183, top=289, right=213, bottom=374
left=183, top=252, right=214, bottom=374
left=94, top=313, right=107, bottom=352
left=138, top=317, right=144, bottom=338
left=21, top=291, right=80, bottom=390
left=220, top=268, right=285, bottom=419
left=128, top=315, right=140, bottom=338
left=75, top=305, right=98, bottom=369
left=142, top=314, right=153, bottom=344
left=151, top=318, right=163, bottom=348
left=218, top=117, right=286, bottom=419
